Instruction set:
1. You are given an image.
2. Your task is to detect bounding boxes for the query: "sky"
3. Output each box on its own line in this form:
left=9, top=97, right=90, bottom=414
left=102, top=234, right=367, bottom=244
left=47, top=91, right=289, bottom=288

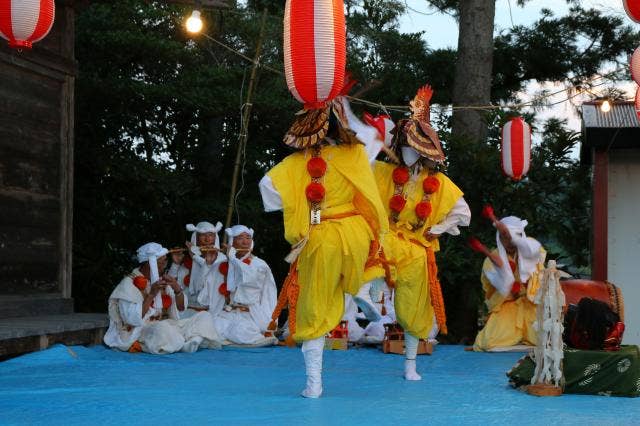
left=398, top=0, right=639, bottom=134
left=400, top=0, right=634, bottom=50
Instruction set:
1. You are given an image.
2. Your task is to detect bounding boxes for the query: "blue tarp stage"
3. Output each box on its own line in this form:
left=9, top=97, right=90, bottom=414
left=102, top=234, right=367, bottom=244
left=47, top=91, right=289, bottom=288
left=0, top=344, right=637, bottom=425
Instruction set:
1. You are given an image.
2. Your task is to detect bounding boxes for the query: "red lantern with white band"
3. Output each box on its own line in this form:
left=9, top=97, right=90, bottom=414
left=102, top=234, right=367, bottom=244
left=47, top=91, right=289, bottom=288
left=501, top=117, right=531, bottom=181
left=0, top=0, right=55, bottom=49
left=631, top=46, right=640, bottom=85
left=623, top=0, right=640, bottom=23
left=283, top=0, right=346, bottom=109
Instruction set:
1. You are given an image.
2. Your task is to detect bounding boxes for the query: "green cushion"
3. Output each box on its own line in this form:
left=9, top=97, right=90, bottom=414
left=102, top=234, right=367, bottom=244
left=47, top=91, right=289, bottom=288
left=507, top=345, right=640, bottom=397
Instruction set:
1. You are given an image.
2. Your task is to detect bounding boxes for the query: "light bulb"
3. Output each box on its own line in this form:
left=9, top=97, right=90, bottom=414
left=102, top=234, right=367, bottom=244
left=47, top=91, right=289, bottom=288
left=600, top=100, right=611, bottom=113
left=186, top=10, right=203, bottom=34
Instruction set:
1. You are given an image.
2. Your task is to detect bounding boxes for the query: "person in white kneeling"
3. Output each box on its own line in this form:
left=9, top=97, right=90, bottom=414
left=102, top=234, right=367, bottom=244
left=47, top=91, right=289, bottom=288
left=182, top=221, right=225, bottom=307
left=213, top=225, right=278, bottom=346
left=104, top=242, right=222, bottom=354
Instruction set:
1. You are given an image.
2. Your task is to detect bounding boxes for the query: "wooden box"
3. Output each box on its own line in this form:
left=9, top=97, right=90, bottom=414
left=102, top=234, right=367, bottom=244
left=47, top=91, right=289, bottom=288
left=325, top=320, right=349, bottom=350
left=382, top=338, right=433, bottom=355
left=382, top=322, right=433, bottom=355
left=325, top=337, right=348, bottom=350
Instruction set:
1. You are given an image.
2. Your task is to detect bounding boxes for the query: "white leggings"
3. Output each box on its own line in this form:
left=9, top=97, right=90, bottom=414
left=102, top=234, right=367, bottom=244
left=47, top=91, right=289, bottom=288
left=405, top=333, right=419, bottom=360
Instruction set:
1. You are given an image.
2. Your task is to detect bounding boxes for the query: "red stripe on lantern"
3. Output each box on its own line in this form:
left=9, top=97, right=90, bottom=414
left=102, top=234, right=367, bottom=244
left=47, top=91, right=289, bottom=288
left=0, top=0, right=15, bottom=42
left=510, top=118, right=525, bottom=179
left=501, top=117, right=531, bottom=181
left=31, top=0, right=55, bottom=43
left=0, top=0, right=54, bottom=49
left=631, top=46, right=640, bottom=86
left=623, top=0, right=640, bottom=23
left=289, top=0, right=317, bottom=106
left=326, top=0, right=346, bottom=102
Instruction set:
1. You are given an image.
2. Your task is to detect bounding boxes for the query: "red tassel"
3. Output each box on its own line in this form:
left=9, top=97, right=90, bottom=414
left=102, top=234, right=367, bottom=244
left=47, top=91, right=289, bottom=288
left=468, top=236, right=487, bottom=254
left=481, top=204, right=496, bottom=221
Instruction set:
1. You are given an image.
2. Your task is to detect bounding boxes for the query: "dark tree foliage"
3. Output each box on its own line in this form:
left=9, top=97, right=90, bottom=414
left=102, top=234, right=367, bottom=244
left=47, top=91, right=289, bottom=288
left=492, top=6, right=640, bottom=101
left=74, top=0, right=633, bottom=342
left=74, top=0, right=294, bottom=310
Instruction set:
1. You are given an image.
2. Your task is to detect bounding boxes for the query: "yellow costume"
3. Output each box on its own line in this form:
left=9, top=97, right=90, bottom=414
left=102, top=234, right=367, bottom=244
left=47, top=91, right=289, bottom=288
left=373, top=161, right=463, bottom=338
left=473, top=247, right=546, bottom=351
left=267, top=143, right=387, bottom=341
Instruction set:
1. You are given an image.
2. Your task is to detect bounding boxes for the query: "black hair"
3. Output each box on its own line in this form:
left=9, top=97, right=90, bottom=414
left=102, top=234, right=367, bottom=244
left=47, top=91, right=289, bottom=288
left=564, top=297, right=620, bottom=350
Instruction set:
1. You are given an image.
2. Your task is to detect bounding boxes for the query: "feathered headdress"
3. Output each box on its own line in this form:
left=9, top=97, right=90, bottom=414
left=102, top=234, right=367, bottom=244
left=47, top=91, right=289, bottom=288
left=283, top=77, right=359, bottom=149
left=398, top=84, right=445, bottom=164
left=410, top=84, right=433, bottom=122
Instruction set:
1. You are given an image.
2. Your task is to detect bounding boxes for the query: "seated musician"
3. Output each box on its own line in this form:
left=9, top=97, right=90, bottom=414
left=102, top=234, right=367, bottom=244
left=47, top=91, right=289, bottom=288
left=471, top=215, right=546, bottom=351
left=213, top=225, right=278, bottom=346
left=181, top=221, right=228, bottom=317
left=104, top=242, right=222, bottom=354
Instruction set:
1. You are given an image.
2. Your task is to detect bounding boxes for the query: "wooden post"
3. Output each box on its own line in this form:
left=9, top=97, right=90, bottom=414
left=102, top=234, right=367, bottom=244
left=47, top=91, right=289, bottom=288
left=592, top=148, right=608, bottom=281
left=223, top=8, right=268, bottom=241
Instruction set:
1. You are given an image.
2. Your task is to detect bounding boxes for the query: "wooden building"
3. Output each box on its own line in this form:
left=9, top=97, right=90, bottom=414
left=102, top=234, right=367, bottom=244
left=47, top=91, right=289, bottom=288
left=0, top=1, right=106, bottom=357
left=581, top=100, right=640, bottom=344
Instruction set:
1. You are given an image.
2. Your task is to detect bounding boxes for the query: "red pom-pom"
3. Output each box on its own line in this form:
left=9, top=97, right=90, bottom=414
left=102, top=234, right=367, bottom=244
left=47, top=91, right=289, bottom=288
left=133, top=276, right=148, bottom=291
left=415, top=201, right=432, bottom=219
left=422, top=176, right=440, bottom=194
left=305, top=182, right=326, bottom=203
left=218, top=283, right=230, bottom=296
left=392, top=167, right=410, bottom=185
left=510, top=281, right=521, bottom=296
left=183, top=257, right=193, bottom=270
left=307, top=157, right=327, bottom=178
left=481, top=204, right=495, bottom=221
left=161, top=294, right=172, bottom=309
left=467, top=236, right=486, bottom=253
left=242, top=258, right=252, bottom=265
left=389, top=194, right=407, bottom=213
left=183, top=274, right=190, bottom=287
left=218, top=262, right=229, bottom=276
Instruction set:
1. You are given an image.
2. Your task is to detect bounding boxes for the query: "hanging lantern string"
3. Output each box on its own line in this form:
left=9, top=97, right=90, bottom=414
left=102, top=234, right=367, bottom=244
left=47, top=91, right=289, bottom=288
left=193, top=29, right=627, bottom=113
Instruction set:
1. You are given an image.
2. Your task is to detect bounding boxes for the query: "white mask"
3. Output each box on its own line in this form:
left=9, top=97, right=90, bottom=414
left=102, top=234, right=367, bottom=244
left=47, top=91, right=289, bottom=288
left=401, top=146, right=420, bottom=167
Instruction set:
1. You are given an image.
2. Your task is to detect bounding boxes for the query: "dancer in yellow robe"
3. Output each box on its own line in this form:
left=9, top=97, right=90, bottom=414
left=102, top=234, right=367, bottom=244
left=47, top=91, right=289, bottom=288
left=366, top=86, right=470, bottom=380
left=473, top=216, right=546, bottom=351
left=259, top=99, right=387, bottom=398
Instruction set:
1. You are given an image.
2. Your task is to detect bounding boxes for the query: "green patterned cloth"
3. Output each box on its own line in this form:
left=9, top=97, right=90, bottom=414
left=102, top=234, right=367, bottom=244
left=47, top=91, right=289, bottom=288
left=507, top=345, right=640, bottom=397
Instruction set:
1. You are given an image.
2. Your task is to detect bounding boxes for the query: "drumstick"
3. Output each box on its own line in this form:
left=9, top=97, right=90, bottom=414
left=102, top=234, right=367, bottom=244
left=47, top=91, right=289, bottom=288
left=481, top=204, right=498, bottom=224
left=468, top=236, right=503, bottom=268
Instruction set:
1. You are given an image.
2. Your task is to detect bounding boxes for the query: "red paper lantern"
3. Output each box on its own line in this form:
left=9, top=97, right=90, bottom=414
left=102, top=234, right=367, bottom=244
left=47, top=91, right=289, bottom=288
left=632, top=47, right=640, bottom=85
left=501, top=117, right=531, bottom=181
left=623, top=0, right=640, bottom=23
left=0, top=0, right=55, bottom=49
left=283, top=0, right=346, bottom=109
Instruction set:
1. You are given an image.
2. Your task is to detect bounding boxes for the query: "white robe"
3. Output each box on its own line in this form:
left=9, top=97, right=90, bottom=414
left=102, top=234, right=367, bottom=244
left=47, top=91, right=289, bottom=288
left=168, top=262, right=192, bottom=303
left=188, top=249, right=228, bottom=301
left=104, top=268, right=222, bottom=354
left=195, top=254, right=228, bottom=318
left=214, top=254, right=277, bottom=345
left=484, top=236, right=544, bottom=297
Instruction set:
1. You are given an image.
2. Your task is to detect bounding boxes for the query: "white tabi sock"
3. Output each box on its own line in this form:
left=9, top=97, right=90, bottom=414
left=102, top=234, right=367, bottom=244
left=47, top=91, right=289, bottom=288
left=301, top=336, right=324, bottom=398
left=404, top=333, right=422, bottom=381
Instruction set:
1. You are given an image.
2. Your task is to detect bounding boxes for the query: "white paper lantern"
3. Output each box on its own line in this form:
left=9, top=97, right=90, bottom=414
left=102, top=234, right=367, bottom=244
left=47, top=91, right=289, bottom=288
left=501, top=117, right=531, bottom=181
left=0, top=0, right=55, bottom=49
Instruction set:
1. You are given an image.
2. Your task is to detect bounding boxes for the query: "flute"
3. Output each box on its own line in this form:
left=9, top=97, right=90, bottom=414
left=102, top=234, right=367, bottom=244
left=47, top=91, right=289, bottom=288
left=198, top=246, right=252, bottom=254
